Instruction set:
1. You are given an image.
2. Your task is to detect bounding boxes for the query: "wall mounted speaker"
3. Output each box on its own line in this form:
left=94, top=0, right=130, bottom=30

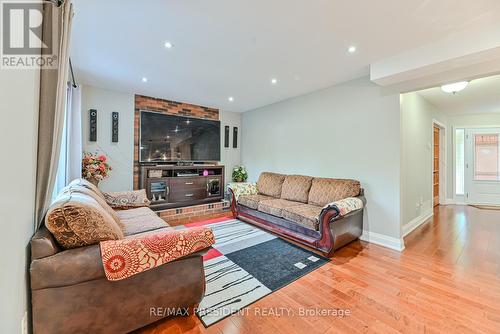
left=224, top=126, right=230, bottom=148
left=233, top=127, right=238, bottom=148
left=111, top=112, right=119, bottom=142
left=89, top=109, right=97, bottom=142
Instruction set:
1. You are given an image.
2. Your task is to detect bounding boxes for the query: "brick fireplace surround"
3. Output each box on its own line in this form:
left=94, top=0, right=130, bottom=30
left=133, top=94, right=228, bottom=220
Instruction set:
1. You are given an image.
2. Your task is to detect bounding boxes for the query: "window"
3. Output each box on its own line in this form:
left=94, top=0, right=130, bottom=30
left=474, top=134, right=500, bottom=181
left=51, top=83, right=82, bottom=200
left=455, top=129, right=465, bottom=195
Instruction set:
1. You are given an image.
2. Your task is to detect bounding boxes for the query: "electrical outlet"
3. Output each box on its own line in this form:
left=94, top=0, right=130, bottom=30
left=22, top=311, right=27, bottom=334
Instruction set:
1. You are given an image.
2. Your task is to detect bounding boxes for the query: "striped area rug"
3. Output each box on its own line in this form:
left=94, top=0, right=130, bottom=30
left=181, top=218, right=330, bottom=327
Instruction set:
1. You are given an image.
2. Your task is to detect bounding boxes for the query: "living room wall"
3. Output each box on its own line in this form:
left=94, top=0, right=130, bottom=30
left=81, top=85, right=241, bottom=191
left=0, top=68, right=40, bottom=332
left=400, top=92, right=449, bottom=236
left=241, top=77, right=403, bottom=248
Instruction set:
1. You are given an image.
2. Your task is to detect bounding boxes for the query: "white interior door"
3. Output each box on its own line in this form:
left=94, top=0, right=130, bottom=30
left=465, top=128, right=500, bottom=205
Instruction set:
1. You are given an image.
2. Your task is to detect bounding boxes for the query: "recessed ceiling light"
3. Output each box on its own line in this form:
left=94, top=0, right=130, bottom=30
left=142, top=77, right=148, bottom=83
left=228, top=96, right=234, bottom=102
left=271, top=78, right=278, bottom=85
left=348, top=46, right=356, bottom=53
left=164, top=41, right=173, bottom=49
left=441, top=81, right=469, bottom=94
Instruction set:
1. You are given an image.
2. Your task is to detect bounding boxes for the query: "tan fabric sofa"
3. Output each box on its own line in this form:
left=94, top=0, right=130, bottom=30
left=229, top=172, right=365, bottom=255
left=30, top=179, right=211, bottom=334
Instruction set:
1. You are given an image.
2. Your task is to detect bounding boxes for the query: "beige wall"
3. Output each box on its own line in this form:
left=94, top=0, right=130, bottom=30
left=400, top=92, right=448, bottom=234
left=219, top=111, right=242, bottom=184
left=0, top=69, right=40, bottom=333
left=449, top=113, right=500, bottom=127
left=81, top=85, right=135, bottom=191
left=241, top=77, right=403, bottom=244
left=81, top=84, right=241, bottom=190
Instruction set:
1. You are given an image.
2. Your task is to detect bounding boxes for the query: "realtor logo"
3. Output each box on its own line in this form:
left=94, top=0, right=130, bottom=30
left=1, top=0, right=58, bottom=69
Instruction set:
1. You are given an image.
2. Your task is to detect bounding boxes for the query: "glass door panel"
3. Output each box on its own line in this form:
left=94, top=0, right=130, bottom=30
left=474, top=134, right=500, bottom=181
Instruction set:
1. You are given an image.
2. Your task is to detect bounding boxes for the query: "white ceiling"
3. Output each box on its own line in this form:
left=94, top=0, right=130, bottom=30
left=71, top=0, right=500, bottom=112
left=417, top=74, right=500, bottom=115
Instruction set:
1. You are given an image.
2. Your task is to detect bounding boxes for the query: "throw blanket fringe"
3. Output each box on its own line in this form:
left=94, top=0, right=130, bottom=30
left=100, top=226, right=215, bottom=281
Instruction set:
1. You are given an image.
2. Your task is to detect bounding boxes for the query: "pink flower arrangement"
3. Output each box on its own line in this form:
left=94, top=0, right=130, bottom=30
left=82, top=152, right=112, bottom=181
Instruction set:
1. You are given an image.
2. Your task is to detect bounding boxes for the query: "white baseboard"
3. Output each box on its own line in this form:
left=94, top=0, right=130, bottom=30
left=360, top=231, right=405, bottom=252
left=402, top=210, right=433, bottom=237
left=442, top=198, right=466, bottom=205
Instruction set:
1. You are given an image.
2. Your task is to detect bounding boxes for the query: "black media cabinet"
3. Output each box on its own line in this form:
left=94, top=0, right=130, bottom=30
left=139, top=164, right=225, bottom=211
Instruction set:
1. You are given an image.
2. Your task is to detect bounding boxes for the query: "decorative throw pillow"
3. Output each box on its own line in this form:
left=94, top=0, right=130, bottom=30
left=103, top=189, right=151, bottom=209
left=45, top=192, right=124, bottom=249
left=256, top=172, right=286, bottom=197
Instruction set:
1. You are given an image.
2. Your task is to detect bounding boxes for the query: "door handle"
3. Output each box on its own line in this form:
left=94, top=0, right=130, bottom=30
left=185, top=193, right=194, bottom=197
left=185, top=182, right=194, bottom=185
left=166, top=186, right=170, bottom=195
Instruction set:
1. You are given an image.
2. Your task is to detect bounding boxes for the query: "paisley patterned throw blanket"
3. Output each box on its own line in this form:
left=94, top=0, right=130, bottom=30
left=100, top=226, right=215, bottom=281
left=324, top=197, right=364, bottom=217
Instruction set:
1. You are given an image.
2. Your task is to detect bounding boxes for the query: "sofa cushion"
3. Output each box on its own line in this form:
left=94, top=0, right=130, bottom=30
left=256, top=172, right=286, bottom=197
left=238, top=194, right=274, bottom=209
left=116, top=207, right=171, bottom=236
left=280, top=175, right=313, bottom=203
left=63, top=184, right=121, bottom=226
left=308, top=178, right=361, bottom=207
left=103, top=189, right=151, bottom=209
left=69, top=178, right=106, bottom=201
left=282, top=204, right=323, bottom=230
left=45, top=192, right=124, bottom=249
left=257, top=198, right=303, bottom=217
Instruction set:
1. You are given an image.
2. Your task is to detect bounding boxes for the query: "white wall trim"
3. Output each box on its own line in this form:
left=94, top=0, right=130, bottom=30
left=402, top=210, right=433, bottom=237
left=360, top=231, right=405, bottom=252
left=443, top=198, right=466, bottom=205
left=432, top=120, right=447, bottom=206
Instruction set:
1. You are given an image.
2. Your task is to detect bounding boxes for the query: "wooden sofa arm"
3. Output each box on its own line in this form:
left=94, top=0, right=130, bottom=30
left=317, top=195, right=366, bottom=255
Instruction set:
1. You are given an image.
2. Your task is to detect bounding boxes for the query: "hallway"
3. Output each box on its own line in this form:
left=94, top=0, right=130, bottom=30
left=405, top=205, right=500, bottom=276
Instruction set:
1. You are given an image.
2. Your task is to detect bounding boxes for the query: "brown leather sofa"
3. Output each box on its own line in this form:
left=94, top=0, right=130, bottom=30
left=229, top=172, right=365, bottom=255
left=30, top=180, right=211, bottom=334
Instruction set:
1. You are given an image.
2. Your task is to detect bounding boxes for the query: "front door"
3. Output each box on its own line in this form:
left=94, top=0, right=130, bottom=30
left=465, top=128, right=500, bottom=205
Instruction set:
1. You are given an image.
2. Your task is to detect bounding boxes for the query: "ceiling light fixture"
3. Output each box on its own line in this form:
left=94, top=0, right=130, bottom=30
left=348, top=46, right=356, bottom=53
left=271, top=78, right=278, bottom=85
left=228, top=96, right=234, bottom=102
left=164, top=41, right=173, bottom=49
left=441, top=81, right=469, bottom=94
left=142, top=77, right=148, bottom=83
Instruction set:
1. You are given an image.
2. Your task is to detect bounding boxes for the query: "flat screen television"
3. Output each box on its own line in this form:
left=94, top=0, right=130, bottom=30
left=140, top=111, right=220, bottom=162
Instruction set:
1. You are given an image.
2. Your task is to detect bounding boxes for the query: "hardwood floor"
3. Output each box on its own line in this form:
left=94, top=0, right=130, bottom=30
left=138, top=205, right=500, bottom=333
